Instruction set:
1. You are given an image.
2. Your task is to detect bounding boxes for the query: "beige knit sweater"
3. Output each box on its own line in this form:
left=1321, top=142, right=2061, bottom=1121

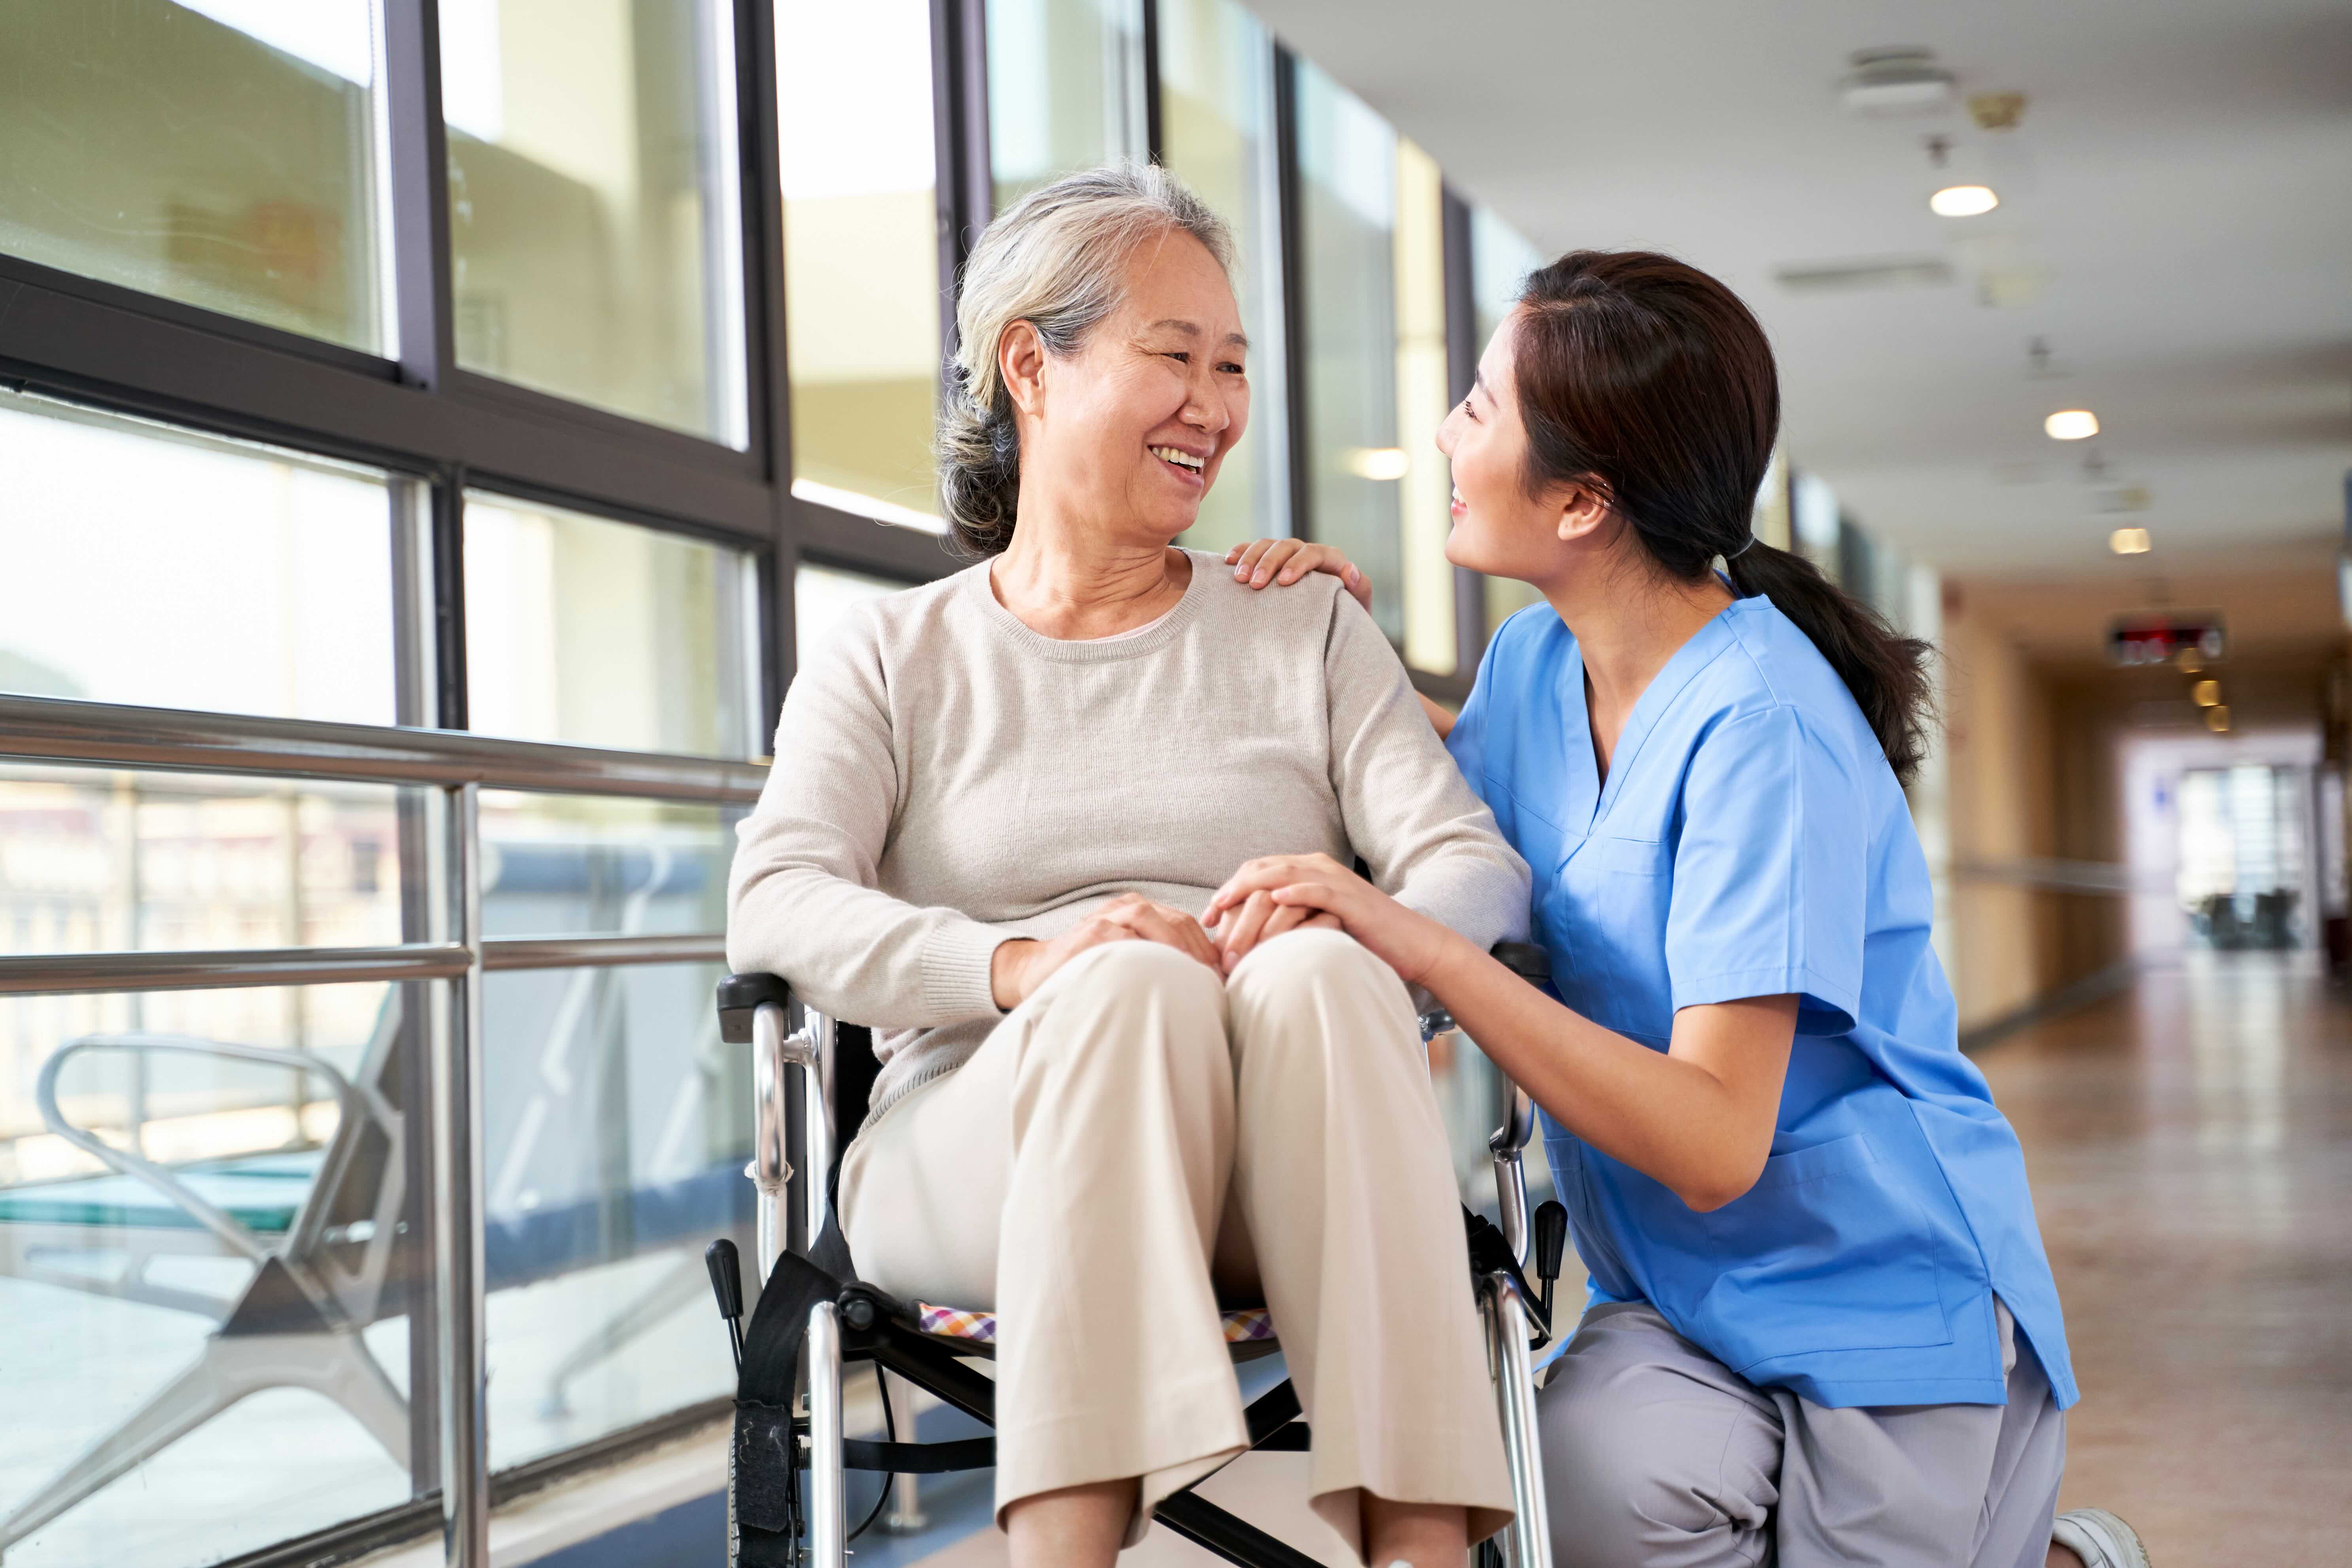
left=725, top=549, right=1531, bottom=1120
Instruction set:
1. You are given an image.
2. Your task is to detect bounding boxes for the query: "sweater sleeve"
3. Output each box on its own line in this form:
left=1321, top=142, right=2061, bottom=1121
left=724, top=608, right=1006, bottom=1027
left=1322, top=593, right=1532, bottom=950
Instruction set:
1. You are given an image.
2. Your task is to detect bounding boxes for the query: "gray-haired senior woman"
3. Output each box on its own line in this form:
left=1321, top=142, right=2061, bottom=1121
left=726, top=166, right=1526, bottom=1568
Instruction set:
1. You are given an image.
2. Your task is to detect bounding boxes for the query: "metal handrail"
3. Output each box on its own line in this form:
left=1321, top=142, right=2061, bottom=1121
left=0, top=693, right=768, bottom=802
left=0, top=935, right=730, bottom=996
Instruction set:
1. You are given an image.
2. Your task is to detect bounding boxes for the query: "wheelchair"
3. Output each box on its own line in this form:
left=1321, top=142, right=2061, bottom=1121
left=707, top=941, right=1569, bottom=1568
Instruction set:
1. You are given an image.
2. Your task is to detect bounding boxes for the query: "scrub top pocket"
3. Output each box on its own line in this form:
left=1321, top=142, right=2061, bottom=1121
left=1690, top=1133, right=1953, bottom=1372
left=1552, top=837, right=1674, bottom=1040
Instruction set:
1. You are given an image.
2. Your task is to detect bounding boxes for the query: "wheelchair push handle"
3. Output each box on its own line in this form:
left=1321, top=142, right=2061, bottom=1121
left=1532, top=1201, right=1569, bottom=1323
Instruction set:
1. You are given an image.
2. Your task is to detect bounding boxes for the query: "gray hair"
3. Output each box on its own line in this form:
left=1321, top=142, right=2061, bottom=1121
left=937, top=163, right=1234, bottom=556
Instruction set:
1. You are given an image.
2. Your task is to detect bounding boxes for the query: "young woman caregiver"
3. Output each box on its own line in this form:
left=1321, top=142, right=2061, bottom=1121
left=1212, top=251, right=2149, bottom=1568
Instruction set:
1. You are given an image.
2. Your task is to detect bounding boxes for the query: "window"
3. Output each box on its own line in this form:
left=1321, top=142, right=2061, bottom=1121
left=1393, top=139, right=1453, bottom=673
left=776, top=0, right=945, bottom=530
left=441, top=0, right=748, bottom=445
left=795, top=563, right=910, bottom=671
left=481, top=958, right=746, bottom=1467
left=1468, top=205, right=1547, bottom=634
left=1293, top=61, right=1404, bottom=647
left=0, top=979, right=421, bottom=1565
left=462, top=494, right=759, bottom=758
left=0, top=390, right=399, bottom=725
left=1156, top=0, right=1289, bottom=553
left=0, top=0, right=387, bottom=353
left=986, top=0, right=1148, bottom=213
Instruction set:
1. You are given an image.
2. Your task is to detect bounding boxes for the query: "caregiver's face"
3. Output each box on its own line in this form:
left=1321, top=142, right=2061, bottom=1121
left=1026, top=230, right=1250, bottom=541
left=1435, top=310, right=1567, bottom=581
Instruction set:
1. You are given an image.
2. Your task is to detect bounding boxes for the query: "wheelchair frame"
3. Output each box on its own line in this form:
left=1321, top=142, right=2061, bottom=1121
left=716, top=955, right=1558, bottom=1568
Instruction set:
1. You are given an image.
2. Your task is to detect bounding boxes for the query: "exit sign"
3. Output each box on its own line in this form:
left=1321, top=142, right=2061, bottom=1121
left=2108, top=614, right=2225, bottom=666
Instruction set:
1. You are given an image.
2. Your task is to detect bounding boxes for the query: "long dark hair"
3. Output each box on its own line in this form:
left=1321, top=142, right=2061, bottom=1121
left=1511, top=250, right=1934, bottom=782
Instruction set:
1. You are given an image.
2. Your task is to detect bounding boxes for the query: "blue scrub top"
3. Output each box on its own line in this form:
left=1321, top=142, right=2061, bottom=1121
left=1449, top=596, right=2075, bottom=1410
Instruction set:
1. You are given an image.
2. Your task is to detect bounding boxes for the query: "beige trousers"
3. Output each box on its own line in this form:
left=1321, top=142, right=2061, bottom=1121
left=837, top=929, right=1513, bottom=1550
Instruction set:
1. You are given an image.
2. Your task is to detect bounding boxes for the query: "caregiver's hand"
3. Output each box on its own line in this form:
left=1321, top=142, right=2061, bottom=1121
left=1206, top=889, right=1341, bottom=974
left=1225, top=538, right=1371, bottom=613
left=990, top=893, right=1220, bottom=1009
left=1206, top=853, right=1455, bottom=987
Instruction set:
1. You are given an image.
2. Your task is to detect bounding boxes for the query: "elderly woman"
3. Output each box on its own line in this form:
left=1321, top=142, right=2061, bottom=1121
left=725, top=165, right=1526, bottom=1568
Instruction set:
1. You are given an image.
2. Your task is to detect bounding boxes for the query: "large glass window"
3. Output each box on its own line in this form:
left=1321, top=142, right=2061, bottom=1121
left=986, top=0, right=1148, bottom=213
left=1393, top=139, right=1452, bottom=673
left=481, top=958, right=744, bottom=1467
left=794, top=564, right=909, bottom=672
left=1294, top=61, right=1403, bottom=646
left=0, top=390, right=398, bottom=726
left=0, top=979, right=422, bottom=1566
left=1468, top=205, right=1547, bottom=634
left=462, top=494, right=759, bottom=758
left=1157, top=0, right=1288, bottom=553
left=0, top=0, right=387, bottom=353
left=775, top=0, right=945, bottom=530
left=441, top=0, right=748, bottom=445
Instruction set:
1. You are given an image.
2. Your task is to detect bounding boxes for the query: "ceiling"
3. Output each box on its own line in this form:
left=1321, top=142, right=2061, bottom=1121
left=1247, top=0, right=2352, bottom=584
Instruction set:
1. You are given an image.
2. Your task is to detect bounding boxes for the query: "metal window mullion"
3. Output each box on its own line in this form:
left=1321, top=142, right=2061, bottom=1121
left=380, top=0, right=456, bottom=393
left=434, top=781, right=490, bottom=1568
left=932, top=0, right=993, bottom=376
left=743, top=0, right=799, bottom=715
left=1272, top=45, right=1312, bottom=543
left=1440, top=185, right=1487, bottom=669
left=1140, top=0, right=1164, bottom=164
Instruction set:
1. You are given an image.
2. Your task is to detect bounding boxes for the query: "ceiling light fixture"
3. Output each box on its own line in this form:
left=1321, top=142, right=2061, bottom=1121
left=2046, top=409, right=2100, bottom=440
left=1930, top=184, right=2000, bottom=217
left=1345, top=447, right=1410, bottom=481
left=2109, top=527, right=2151, bottom=555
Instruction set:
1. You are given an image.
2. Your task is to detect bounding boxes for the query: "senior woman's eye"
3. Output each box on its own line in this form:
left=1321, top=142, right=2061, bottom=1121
left=1218, top=360, right=1246, bottom=376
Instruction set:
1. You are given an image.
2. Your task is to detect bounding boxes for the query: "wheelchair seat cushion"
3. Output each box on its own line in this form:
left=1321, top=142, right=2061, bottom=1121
left=915, top=1301, right=1275, bottom=1346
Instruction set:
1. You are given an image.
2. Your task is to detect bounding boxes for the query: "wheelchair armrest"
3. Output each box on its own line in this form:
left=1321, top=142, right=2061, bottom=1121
left=718, top=972, right=794, bottom=1043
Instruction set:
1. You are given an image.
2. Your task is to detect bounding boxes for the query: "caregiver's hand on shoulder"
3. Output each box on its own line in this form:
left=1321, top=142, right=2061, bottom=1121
left=1205, top=854, right=1453, bottom=986
left=1225, top=539, right=1371, bottom=613
left=990, top=893, right=1220, bottom=1009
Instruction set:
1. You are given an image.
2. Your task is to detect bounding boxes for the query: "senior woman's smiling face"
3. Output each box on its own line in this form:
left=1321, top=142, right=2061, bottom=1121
left=1013, top=230, right=1250, bottom=543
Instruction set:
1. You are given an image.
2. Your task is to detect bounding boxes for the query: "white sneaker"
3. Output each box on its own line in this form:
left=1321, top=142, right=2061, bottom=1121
left=2052, top=1508, right=2152, bottom=1568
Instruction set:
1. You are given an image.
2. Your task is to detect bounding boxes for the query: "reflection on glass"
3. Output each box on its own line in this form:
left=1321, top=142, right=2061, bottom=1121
left=1294, top=61, right=1403, bottom=646
left=795, top=565, right=909, bottom=673
left=777, top=0, right=945, bottom=529
left=462, top=492, right=757, bottom=758
left=442, top=0, right=747, bottom=445
left=1469, top=206, right=1549, bottom=634
left=1394, top=140, right=1452, bottom=673
left=1158, top=0, right=1288, bottom=553
left=0, top=981, right=420, bottom=1566
left=479, top=793, right=733, bottom=940
left=0, top=765, right=409, bottom=958
left=0, top=390, right=397, bottom=725
left=481, top=960, right=747, bottom=1468
left=986, top=0, right=1148, bottom=212
left=0, top=0, right=385, bottom=352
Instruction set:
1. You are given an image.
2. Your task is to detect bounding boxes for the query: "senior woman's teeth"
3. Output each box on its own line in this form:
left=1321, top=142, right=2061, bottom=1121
left=1151, top=446, right=1205, bottom=472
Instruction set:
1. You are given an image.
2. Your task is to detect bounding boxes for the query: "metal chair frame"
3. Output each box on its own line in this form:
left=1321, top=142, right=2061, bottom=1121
left=716, top=953, right=1559, bottom=1568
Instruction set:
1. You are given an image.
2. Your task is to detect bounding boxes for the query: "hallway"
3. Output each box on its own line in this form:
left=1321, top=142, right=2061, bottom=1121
left=1974, top=954, right=2351, bottom=1562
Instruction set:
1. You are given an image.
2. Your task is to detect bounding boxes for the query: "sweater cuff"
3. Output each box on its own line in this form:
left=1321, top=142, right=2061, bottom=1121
left=920, top=919, right=1009, bottom=1021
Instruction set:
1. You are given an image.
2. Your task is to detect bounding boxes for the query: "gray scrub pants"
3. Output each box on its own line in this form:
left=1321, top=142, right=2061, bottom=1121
left=1540, top=1301, right=2064, bottom=1567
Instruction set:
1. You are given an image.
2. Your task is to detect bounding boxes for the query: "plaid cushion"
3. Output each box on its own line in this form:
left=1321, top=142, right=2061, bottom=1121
left=915, top=1301, right=1275, bottom=1345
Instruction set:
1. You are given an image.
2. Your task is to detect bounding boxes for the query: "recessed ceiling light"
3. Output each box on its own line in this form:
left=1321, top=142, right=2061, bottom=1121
left=2109, top=526, right=2151, bottom=555
left=1929, top=184, right=1999, bottom=217
left=2047, top=409, right=2100, bottom=440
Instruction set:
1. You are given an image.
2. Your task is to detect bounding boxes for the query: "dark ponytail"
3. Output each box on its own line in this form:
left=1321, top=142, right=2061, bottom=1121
left=1510, top=250, right=1934, bottom=782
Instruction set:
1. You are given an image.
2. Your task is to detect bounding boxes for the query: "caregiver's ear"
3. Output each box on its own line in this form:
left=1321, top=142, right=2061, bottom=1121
left=1000, top=320, right=1049, bottom=416
left=1553, top=482, right=1615, bottom=544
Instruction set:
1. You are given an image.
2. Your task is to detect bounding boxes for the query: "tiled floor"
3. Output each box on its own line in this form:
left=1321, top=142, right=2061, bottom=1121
left=1975, top=950, right=2350, bottom=1563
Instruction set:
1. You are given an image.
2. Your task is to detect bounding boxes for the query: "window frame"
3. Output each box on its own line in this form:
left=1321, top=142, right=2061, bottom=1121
left=0, top=3, right=1517, bottom=1559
